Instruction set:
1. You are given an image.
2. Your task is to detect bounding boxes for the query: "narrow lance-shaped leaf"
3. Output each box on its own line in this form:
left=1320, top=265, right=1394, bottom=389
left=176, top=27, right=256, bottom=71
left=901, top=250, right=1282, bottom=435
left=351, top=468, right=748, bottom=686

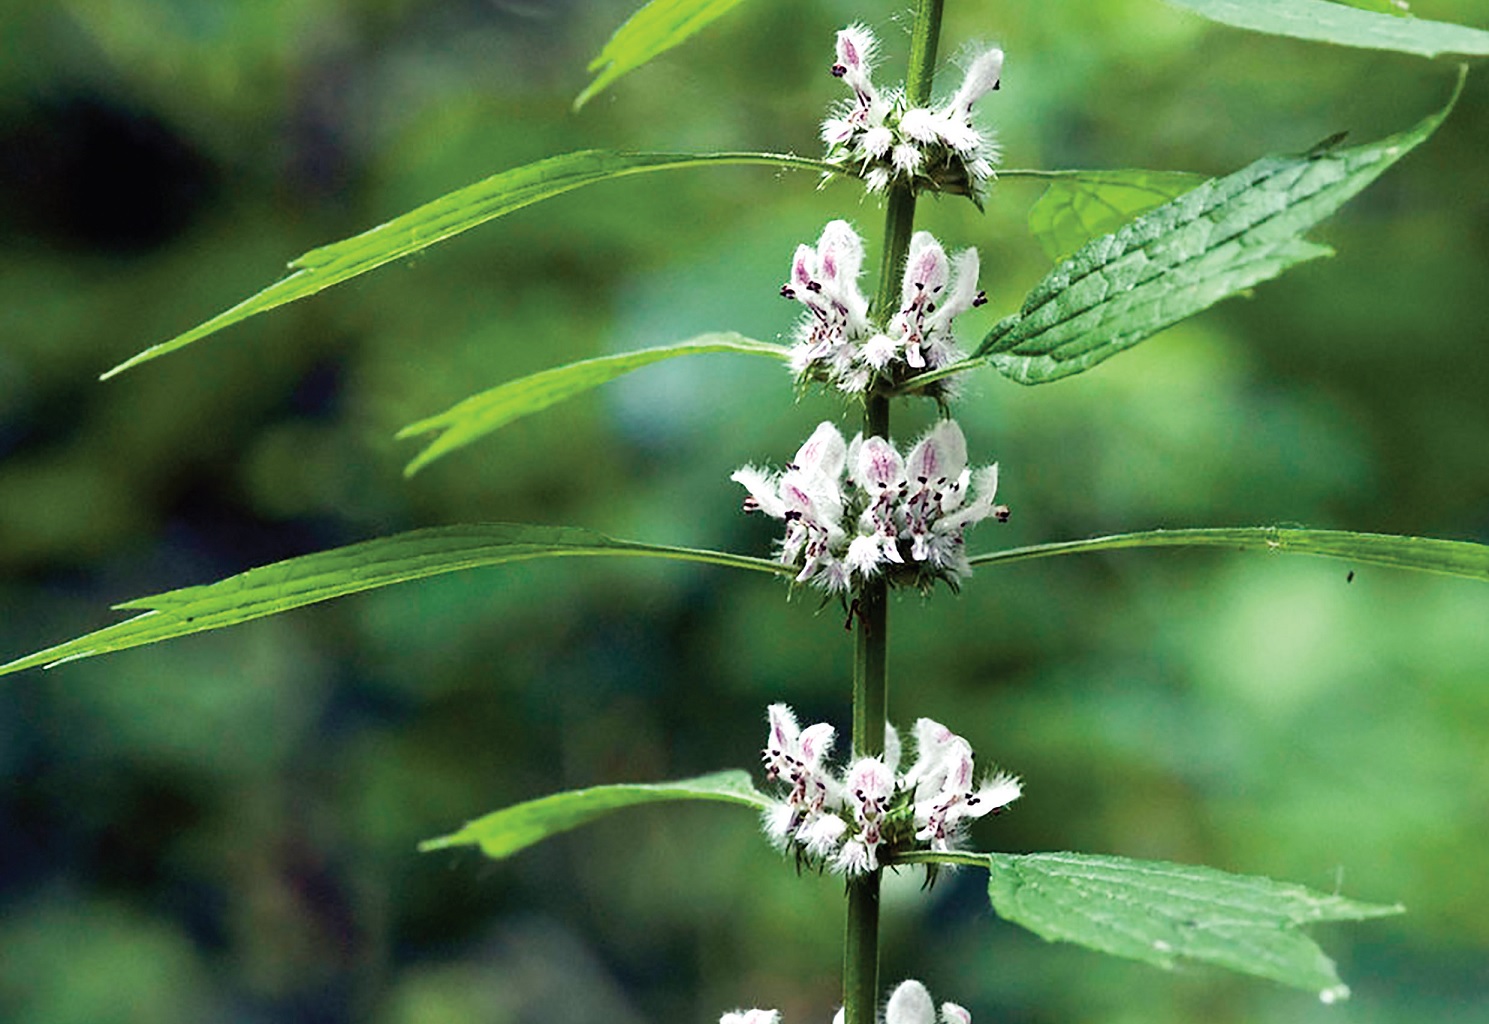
left=975, top=71, right=1463, bottom=386
left=102, top=150, right=836, bottom=379
left=0, top=525, right=790, bottom=677
left=969, top=527, right=1489, bottom=582
left=1027, top=170, right=1207, bottom=262
left=576, top=0, right=753, bottom=110
left=420, top=771, right=770, bottom=859
left=986, top=852, right=1401, bottom=999
left=398, top=334, right=789, bottom=476
left=1164, top=0, right=1489, bottom=57
left=1333, top=0, right=1413, bottom=16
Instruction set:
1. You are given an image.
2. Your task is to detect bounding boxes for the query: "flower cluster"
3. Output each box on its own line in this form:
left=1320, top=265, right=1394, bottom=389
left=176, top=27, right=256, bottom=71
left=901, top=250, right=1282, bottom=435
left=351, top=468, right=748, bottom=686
left=722, top=979, right=973, bottom=1024
left=782, top=220, right=984, bottom=395
left=822, top=24, right=1003, bottom=199
left=759, top=704, right=1021, bottom=876
left=732, top=419, right=1007, bottom=593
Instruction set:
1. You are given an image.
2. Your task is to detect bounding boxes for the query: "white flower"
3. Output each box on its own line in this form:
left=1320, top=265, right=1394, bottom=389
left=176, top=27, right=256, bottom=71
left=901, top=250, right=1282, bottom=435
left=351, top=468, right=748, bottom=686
left=734, top=420, right=1006, bottom=591
left=733, top=422, right=852, bottom=590
left=838, top=756, right=895, bottom=872
left=760, top=702, right=841, bottom=841
left=727, top=983, right=969, bottom=1024
left=721, top=1012, right=782, bottom=1024
left=905, top=718, right=1021, bottom=851
left=886, top=981, right=935, bottom=1024
left=899, top=421, right=1006, bottom=579
left=781, top=221, right=983, bottom=395
left=820, top=25, right=1003, bottom=199
left=889, top=233, right=986, bottom=372
left=758, top=705, right=1019, bottom=874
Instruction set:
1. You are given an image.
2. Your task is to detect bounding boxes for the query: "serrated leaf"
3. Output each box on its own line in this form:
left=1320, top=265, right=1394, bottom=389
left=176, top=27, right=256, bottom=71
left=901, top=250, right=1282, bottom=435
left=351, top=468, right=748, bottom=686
left=988, top=853, right=1400, bottom=997
left=420, top=770, right=770, bottom=859
left=0, top=525, right=789, bottom=677
left=102, top=150, right=834, bottom=379
left=1028, top=170, right=1208, bottom=262
left=1164, top=0, right=1489, bottom=56
left=976, top=72, right=1461, bottom=385
left=398, top=333, right=789, bottom=475
left=970, top=527, right=1489, bottom=581
left=576, top=0, right=751, bottom=110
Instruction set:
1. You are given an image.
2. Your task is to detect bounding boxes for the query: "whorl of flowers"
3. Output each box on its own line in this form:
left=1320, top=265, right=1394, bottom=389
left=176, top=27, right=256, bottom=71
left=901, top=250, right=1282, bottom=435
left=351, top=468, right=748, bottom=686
left=758, top=704, right=1021, bottom=877
left=782, top=220, right=985, bottom=395
left=822, top=24, right=1003, bottom=199
left=732, top=419, right=1008, bottom=594
left=723, top=980, right=972, bottom=1024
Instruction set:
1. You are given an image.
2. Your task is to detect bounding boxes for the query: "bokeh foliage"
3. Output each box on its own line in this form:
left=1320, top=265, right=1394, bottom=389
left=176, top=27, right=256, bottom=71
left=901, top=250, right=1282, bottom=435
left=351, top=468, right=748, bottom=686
left=1, top=1, right=1486, bottom=1022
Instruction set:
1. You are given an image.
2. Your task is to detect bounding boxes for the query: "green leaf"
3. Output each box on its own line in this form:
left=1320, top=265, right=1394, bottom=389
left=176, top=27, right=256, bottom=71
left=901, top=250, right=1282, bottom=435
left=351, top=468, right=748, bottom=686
left=975, top=71, right=1462, bottom=385
left=102, top=150, right=836, bottom=379
left=969, top=527, right=1489, bottom=582
left=398, top=334, right=789, bottom=476
left=1332, top=0, right=1412, bottom=17
left=987, top=852, right=1401, bottom=998
left=1027, top=170, right=1207, bottom=263
left=419, top=770, right=770, bottom=859
left=576, top=0, right=751, bottom=110
left=0, top=525, right=789, bottom=677
left=1163, top=0, right=1489, bottom=57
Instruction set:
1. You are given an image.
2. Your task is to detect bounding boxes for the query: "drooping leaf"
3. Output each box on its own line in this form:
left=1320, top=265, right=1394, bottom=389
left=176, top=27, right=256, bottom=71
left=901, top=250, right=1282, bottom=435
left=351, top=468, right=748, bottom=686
left=969, top=527, right=1489, bottom=581
left=1027, top=170, right=1207, bottom=262
left=0, top=525, right=789, bottom=677
left=420, top=770, right=770, bottom=859
left=1163, top=0, right=1489, bottom=56
left=398, top=334, right=789, bottom=476
left=975, top=72, right=1462, bottom=385
left=102, top=150, right=835, bottom=379
left=576, top=0, right=752, bottom=110
left=986, top=852, right=1400, bottom=998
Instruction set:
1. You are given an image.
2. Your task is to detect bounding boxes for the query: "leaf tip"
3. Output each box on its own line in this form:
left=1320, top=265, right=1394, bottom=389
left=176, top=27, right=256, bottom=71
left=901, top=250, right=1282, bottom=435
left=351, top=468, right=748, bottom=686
left=417, top=834, right=463, bottom=854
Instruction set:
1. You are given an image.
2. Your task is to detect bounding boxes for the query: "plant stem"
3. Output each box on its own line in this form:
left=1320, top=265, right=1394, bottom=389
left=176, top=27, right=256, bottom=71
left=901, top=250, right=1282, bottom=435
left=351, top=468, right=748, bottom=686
left=843, top=3, right=945, bottom=1023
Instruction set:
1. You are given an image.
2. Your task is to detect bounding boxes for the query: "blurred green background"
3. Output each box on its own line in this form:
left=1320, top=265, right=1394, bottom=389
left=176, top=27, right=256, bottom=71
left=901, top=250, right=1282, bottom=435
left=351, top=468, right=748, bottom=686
left=1, top=1, right=1487, bottom=1022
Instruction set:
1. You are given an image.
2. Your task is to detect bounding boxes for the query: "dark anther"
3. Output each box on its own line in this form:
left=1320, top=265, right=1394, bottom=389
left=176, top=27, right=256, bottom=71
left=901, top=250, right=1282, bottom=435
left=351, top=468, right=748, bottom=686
left=831, top=64, right=848, bottom=78
left=992, top=80, right=1001, bottom=91
left=973, top=290, right=988, bottom=307
left=806, top=280, right=822, bottom=292
left=784, top=510, right=802, bottom=522
left=994, top=505, right=1011, bottom=523
left=781, top=285, right=796, bottom=299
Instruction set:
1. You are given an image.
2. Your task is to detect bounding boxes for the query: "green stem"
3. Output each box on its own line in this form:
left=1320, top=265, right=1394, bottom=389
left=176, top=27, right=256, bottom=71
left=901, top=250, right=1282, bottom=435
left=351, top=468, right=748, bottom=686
left=844, top=4, right=945, bottom=1024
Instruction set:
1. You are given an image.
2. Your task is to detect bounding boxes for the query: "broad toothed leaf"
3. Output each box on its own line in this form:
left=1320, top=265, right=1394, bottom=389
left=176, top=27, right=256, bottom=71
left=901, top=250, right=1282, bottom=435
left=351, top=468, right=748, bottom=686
left=420, top=771, right=770, bottom=859
left=987, top=852, right=1401, bottom=998
left=398, top=334, right=788, bottom=475
left=1028, top=170, right=1207, bottom=262
left=976, top=73, right=1461, bottom=385
left=0, top=525, right=788, bottom=677
left=103, top=150, right=834, bottom=378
